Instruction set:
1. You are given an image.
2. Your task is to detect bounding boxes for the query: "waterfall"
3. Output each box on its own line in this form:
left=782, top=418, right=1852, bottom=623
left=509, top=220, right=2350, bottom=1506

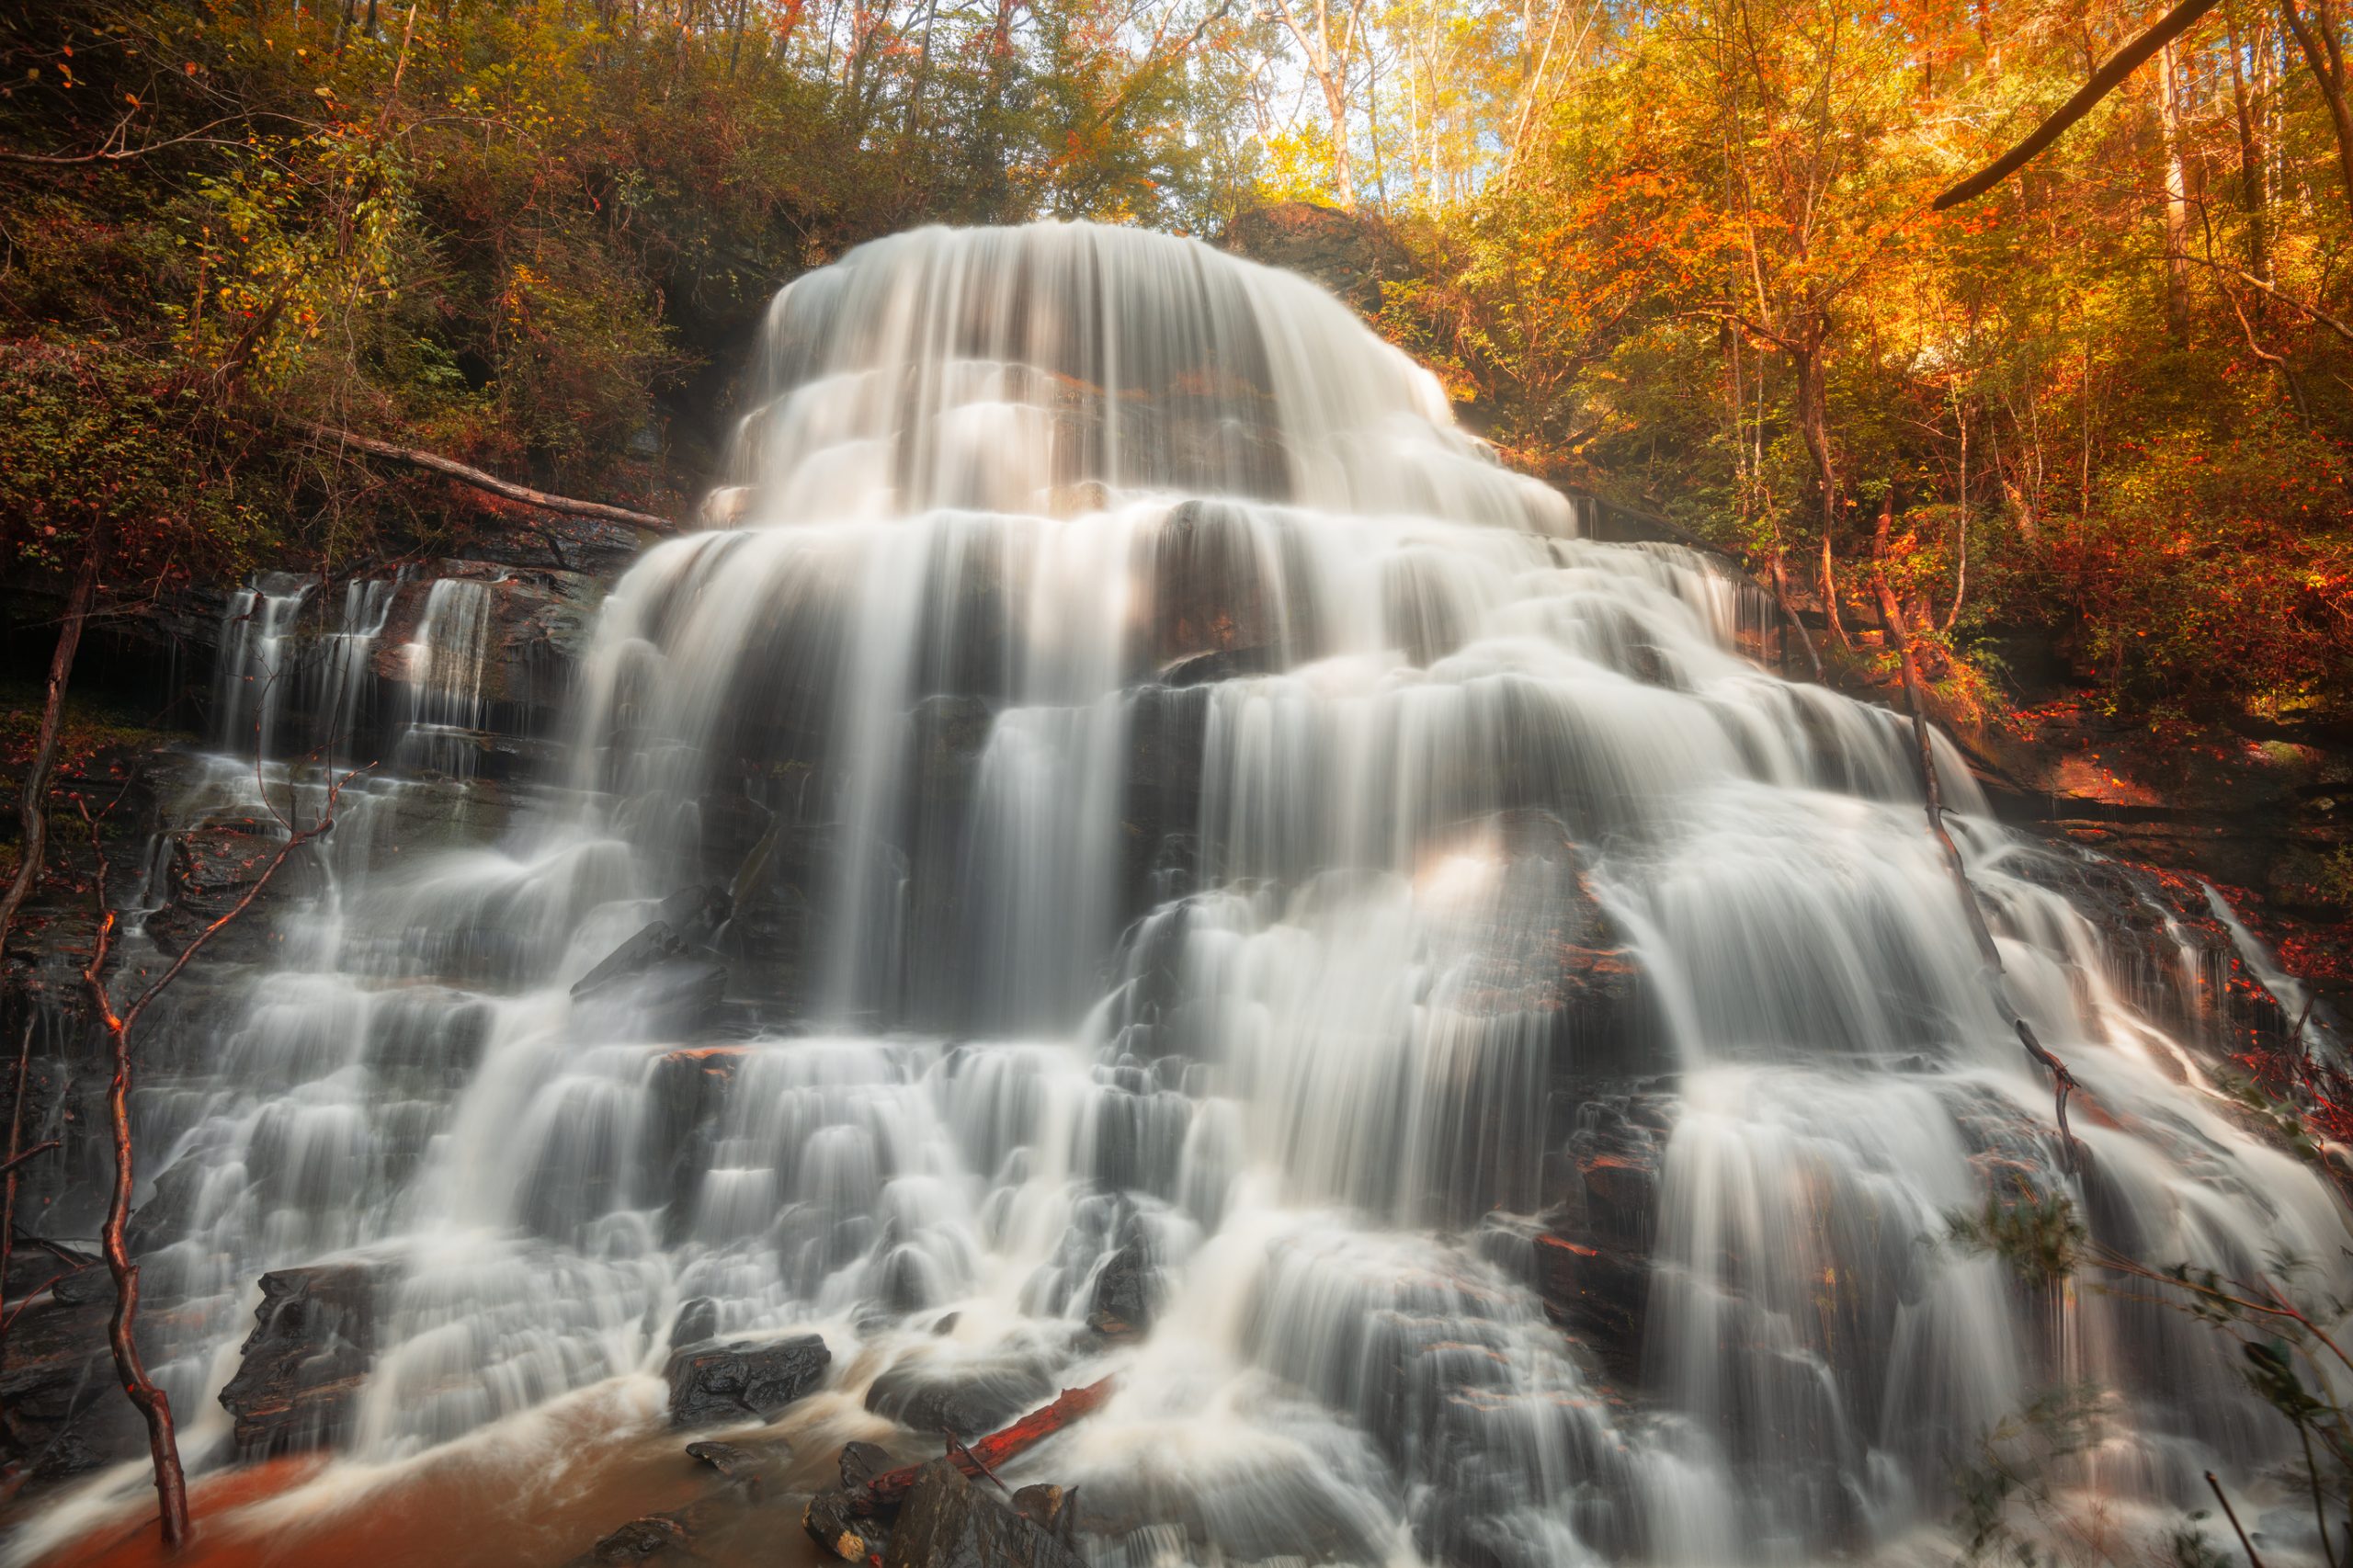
left=33, top=221, right=2347, bottom=1567
left=209, top=574, right=396, bottom=767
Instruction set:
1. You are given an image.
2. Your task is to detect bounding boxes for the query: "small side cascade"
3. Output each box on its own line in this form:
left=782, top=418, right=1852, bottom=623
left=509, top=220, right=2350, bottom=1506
left=210, top=572, right=318, bottom=759
left=394, top=576, right=498, bottom=778
left=315, top=578, right=397, bottom=769
left=207, top=574, right=401, bottom=767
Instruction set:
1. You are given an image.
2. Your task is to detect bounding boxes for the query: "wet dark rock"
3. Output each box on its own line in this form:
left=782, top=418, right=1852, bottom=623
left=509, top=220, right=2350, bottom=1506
left=665, top=1334, right=831, bottom=1427
left=1085, top=1240, right=1158, bottom=1338
left=0, top=1250, right=145, bottom=1482
left=572, top=917, right=729, bottom=1033
left=805, top=1485, right=892, bottom=1564
left=685, top=1438, right=760, bottom=1476
left=369, top=561, right=604, bottom=726
left=362, top=986, right=493, bottom=1075
left=1554, top=1095, right=1672, bottom=1248
left=1119, top=684, right=1211, bottom=922
left=881, top=1459, right=1086, bottom=1568
left=219, top=1262, right=380, bottom=1458
left=125, top=1150, right=210, bottom=1258
left=1530, top=1231, right=1651, bottom=1383
left=686, top=1435, right=791, bottom=1500
left=2007, top=843, right=2288, bottom=1053
left=841, top=1437, right=897, bottom=1488
left=1012, top=1483, right=1075, bottom=1534
left=669, top=1296, right=720, bottom=1349
left=866, top=1357, right=1054, bottom=1438
left=1528, top=1088, right=1674, bottom=1381
left=573, top=919, right=722, bottom=1002
left=565, top=1513, right=694, bottom=1566
left=1141, top=499, right=1289, bottom=671
left=1464, top=812, right=1654, bottom=1069
left=656, top=884, right=734, bottom=947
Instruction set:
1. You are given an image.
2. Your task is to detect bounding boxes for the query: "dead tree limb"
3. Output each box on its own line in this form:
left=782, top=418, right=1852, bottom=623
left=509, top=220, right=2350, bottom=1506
left=0, top=1142, right=60, bottom=1181
left=1873, top=579, right=2082, bottom=1156
left=1934, top=0, right=2222, bottom=210
left=0, top=523, right=116, bottom=1430
left=2179, top=251, right=2353, bottom=347
left=76, top=761, right=367, bottom=1550
left=858, top=1378, right=1117, bottom=1513
left=0, top=519, right=117, bottom=967
left=291, top=421, right=679, bottom=534
left=2207, top=1471, right=2270, bottom=1568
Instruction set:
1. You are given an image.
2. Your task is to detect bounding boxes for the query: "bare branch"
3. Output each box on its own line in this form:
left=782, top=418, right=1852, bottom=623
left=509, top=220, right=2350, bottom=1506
left=75, top=758, right=368, bottom=1550
left=1934, top=0, right=2223, bottom=210
left=292, top=421, right=680, bottom=534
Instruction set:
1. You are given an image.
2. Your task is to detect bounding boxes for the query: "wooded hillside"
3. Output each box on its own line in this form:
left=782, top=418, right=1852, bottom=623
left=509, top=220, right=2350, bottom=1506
left=6, top=0, right=2353, bottom=728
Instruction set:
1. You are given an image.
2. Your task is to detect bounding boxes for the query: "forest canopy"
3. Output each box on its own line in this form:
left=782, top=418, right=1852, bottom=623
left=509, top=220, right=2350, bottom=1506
left=5, top=0, right=2352, bottom=722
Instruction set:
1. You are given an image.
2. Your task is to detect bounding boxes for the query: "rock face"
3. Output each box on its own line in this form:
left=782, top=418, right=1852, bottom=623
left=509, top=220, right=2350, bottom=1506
left=665, top=1334, right=832, bottom=1427
left=1085, top=1239, right=1158, bottom=1339
left=2006, top=841, right=2297, bottom=1053
left=881, top=1460, right=1086, bottom=1568
left=573, top=919, right=729, bottom=1017
left=1221, top=202, right=1415, bottom=314
left=1137, top=498, right=1291, bottom=671
left=0, top=1255, right=145, bottom=1483
left=368, top=560, right=604, bottom=732
left=219, top=1264, right=380, bottom=1458
left=668, top=1295, right=721, bottom=1349
left=1531, top=1091, right=1675, bottom=1381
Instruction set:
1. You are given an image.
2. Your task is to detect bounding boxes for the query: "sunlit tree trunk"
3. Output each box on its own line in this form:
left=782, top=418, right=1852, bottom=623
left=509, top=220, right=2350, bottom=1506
left=2282, top=0, right=2353, bottom=223
left=1268, top=0, right=1361, bottom=206
left=2223, top=0, right=2273, bottom=281
left=2157, top=40, right=2193, bottom=341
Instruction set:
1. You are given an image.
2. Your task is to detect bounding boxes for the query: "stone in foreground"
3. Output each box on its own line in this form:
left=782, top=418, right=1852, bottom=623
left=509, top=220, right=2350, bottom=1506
left=882, top=1460, right=1085, bottom=1568
left=219, top=1264, right=379, bottom=1458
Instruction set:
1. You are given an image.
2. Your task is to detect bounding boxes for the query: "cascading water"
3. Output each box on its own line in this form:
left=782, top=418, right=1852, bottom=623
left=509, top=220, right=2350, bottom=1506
left=21, top=222, right=2349, bottom=1567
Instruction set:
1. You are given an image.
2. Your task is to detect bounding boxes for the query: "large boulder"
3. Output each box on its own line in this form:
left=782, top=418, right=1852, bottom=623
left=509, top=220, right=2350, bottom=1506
left=665, top=1334, right=832, bottom=1427
left=572, top=917, right=729, bottom=1035
left=865, top=1355, right=1056, bottom=1439
left=219, top=1263, right=380, bottom=1458
left=881, top=1460, right=1086, bottom=1568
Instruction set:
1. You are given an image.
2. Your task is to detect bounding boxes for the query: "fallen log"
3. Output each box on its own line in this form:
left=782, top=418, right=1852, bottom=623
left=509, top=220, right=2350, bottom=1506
left=290, top=421, right=680, bottom=534
left=858, top=1378, right=1116, bottom=1514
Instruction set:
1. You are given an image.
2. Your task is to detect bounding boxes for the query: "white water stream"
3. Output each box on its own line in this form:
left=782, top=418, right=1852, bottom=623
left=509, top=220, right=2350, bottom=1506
left=17, top=222, right=2347, bottom=1567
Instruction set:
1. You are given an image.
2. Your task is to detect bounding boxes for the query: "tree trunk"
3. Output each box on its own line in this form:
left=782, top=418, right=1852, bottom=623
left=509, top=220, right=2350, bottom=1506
left=0, top=518, right=115, bottom=962
left=1318, top=58, right=1356, bottom=207
left=2157, top=40, right=2194, bottom=341
left=77, top=761, right=363, bottom=1550
left=2282, top=0, right=2353, bottom=224
left=293, top=423, right=676, bottom=531
left=1874, top=577, right=2081, bottom=1152
left=2224, top=0, right=2273, bottom=282
left=858, top=1379, right=1117, bottom=1511
left=1792, top=339, right=1850, bottom=649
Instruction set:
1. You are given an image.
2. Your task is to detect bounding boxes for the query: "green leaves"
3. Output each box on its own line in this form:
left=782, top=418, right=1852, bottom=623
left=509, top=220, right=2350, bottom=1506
left=1943, top=1187, right=2086, bottom=1287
